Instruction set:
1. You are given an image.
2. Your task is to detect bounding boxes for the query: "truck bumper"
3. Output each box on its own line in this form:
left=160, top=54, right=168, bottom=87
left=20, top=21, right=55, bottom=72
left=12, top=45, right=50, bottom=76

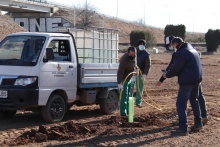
left=0, top=88, right=39, bottom=110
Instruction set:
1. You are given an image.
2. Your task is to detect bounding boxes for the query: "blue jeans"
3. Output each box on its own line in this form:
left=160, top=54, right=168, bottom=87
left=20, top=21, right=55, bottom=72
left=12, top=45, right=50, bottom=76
left=177, top=84, right=202, bottom=131
left=120, top=80, right=135, bottom=116
left=198, top=83, right=208, bottom=118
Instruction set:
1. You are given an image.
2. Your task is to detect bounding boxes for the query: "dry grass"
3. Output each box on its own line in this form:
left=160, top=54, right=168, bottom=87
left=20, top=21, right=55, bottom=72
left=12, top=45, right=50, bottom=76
left=0, top=15, right=26, bottom=41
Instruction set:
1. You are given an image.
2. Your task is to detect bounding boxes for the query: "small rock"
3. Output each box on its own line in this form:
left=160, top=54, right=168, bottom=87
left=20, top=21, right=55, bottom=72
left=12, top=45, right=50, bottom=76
left=35, top=133, right=47, bottom=142
left=39, top=125, right=47, bottom=134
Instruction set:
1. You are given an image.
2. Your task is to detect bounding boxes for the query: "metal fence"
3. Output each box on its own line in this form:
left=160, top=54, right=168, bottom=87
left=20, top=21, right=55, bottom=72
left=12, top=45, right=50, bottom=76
left=69, top=27, right=119, bottom=64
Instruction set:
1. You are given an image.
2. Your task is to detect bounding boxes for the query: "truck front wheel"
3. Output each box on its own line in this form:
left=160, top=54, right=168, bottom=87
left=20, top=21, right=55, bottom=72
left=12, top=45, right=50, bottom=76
left=100, top=90, right=119, bottom=115
left=41, top=94, right=66, bottom=123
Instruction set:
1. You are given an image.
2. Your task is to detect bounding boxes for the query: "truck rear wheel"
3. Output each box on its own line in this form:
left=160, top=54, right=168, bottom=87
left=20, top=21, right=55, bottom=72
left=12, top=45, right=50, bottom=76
left=0, top=110, right=17, bottom=119
left=41, top=94, right=66, bottom=123
left=100, top=90, right=119, bottom=115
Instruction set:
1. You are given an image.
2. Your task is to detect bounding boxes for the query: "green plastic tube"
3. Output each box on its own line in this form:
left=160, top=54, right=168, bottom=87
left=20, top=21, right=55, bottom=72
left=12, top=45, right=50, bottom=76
left=128, top=97, right=134, bottom=123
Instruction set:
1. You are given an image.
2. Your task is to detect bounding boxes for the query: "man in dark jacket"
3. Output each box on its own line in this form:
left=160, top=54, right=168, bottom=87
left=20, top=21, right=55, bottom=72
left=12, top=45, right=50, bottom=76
left=162, top=37, right=203, bottom=135
left=117, top=46, right=136, bottom=116
left=136, top=39, right=151, bottom=108
left=157, top=36, right=208, bottom=126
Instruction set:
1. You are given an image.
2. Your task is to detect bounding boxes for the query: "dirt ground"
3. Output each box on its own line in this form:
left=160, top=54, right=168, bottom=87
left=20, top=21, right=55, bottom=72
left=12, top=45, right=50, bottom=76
left=0, top=46, right=220, bottom=147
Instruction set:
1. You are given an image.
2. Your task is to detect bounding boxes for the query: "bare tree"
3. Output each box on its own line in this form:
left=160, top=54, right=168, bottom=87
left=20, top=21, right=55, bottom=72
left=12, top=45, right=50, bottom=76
left=75, top=0, right=103, bottom=27
left=134, top=18, right=146, bottom=26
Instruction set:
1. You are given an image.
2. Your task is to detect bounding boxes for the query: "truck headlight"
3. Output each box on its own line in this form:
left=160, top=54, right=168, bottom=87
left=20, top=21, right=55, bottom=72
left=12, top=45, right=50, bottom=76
left=14, top=77, right=37, bottom=86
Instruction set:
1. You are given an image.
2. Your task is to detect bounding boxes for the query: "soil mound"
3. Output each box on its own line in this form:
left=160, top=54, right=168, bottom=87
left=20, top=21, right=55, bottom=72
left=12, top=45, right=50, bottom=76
left=6, top=111, right=177, bottom=146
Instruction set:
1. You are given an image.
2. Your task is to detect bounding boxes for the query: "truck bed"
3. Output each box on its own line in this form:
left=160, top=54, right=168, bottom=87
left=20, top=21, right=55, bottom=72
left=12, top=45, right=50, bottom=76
left=78, top=63, right=118, bottom=88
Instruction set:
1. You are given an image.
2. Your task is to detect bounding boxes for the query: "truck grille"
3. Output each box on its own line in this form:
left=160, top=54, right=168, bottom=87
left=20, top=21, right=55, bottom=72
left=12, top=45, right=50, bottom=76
left=1, top=79, right=16, bottom=86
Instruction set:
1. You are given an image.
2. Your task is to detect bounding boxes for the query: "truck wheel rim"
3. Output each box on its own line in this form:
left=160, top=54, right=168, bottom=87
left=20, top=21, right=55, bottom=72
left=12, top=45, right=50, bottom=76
left=50, top=99, right=64, bottom=120
left=107, top=92, right=118, bottom=111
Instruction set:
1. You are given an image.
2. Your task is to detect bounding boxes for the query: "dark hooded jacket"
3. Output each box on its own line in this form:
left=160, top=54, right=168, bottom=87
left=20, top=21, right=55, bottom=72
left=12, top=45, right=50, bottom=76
left=165, top=43, right=202, bottom=85
left=117, top=53, right=135, bottom=84
left=136, top=48, right=151, bottom=75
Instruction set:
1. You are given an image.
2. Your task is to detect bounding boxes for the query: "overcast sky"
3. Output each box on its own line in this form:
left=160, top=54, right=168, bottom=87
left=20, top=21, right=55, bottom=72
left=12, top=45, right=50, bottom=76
left=49, top=0, right=220, bottom=33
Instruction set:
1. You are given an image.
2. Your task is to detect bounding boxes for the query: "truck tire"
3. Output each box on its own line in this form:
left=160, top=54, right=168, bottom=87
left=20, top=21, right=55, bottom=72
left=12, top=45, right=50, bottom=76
left=41, top=94, right=66, bottom=123
left=0, top=110, right=17, bottom=119
left=100, top=90, right=119, bottom=115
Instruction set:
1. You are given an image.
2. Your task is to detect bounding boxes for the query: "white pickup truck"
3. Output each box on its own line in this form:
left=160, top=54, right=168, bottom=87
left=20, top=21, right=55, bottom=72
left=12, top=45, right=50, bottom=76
left=0, top=27, right=119, bottom=122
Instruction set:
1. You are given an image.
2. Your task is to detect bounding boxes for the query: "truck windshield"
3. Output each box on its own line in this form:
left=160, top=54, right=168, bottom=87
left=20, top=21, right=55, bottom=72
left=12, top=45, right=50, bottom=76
left=0, top=36, right=46, bottom=66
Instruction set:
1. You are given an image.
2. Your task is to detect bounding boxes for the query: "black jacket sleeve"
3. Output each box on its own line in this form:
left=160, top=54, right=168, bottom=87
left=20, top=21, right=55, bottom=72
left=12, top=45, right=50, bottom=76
left=166, top=52, right=175, bottom=71
left=158, top=52, right=175, bottom=83
left=159, top=76, right=166, bottom=82
left=165, top=52, right=186, bottom=78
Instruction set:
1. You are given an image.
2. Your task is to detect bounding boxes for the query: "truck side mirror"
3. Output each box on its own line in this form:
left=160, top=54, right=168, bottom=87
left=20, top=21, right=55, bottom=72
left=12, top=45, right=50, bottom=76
left=43, top=48, right=54, bottom=62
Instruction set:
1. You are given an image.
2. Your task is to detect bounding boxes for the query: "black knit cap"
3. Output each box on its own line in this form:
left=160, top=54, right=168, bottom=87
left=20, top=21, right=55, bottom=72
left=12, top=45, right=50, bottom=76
left=138, top=39, right=146, bottom=45
left=127, top=46, right=135, bottom=53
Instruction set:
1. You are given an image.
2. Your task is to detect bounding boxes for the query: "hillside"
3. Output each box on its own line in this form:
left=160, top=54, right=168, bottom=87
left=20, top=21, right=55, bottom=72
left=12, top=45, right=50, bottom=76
left=104, top=17, right=165, bottom=43
left=0, top=15, right=26, bottom=41
left=0, top=9, right=205, bottom=44
left=53, top=9, right=205, bottom=44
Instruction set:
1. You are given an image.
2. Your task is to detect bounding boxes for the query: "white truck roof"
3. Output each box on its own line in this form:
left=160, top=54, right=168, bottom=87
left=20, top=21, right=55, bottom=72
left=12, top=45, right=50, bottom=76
left=7, top=32, right=71, bottom=38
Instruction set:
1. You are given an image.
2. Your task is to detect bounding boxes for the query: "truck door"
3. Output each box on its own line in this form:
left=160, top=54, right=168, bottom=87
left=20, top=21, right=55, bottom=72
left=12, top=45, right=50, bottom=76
left=39, top=37, right=77, bottom=105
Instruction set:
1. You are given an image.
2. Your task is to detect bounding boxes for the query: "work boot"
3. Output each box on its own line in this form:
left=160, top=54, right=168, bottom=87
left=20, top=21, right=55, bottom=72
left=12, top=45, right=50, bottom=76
left=202, top=118, right=208, bottom=126
left=136, top=104, right=142, bottom=108
left=190, top=125, right=203, bottom=132
left=171, top=120, right=179, bottom=125
left=171, top=128, right=188, bottom=136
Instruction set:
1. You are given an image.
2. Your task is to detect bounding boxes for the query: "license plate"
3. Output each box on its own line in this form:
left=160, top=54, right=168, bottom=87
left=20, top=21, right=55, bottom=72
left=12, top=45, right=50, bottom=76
left=0, top=90, right=7, bottom=98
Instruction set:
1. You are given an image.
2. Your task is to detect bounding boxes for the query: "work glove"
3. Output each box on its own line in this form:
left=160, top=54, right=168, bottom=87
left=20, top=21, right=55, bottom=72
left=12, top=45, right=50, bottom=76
left=162, top=73, right=167, bottom=79
left=118, top=84, right=123, bottom=91
left=131, top=75, right=136, bottom=82
left=135, top=68, right=139, bottom=76
left=142, top=74, right=147, bottom=81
